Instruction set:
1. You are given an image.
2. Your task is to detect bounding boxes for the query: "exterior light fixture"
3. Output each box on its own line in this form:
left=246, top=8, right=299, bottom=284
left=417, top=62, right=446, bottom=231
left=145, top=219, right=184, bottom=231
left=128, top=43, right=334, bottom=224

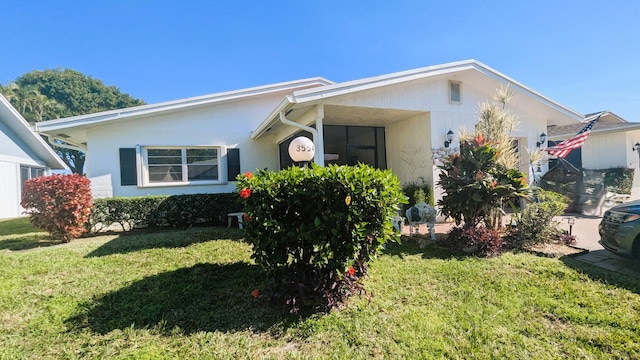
left=536, top=132, right=547, bottom=148
left=567, top=216, right=576, bottom=236
left=288, top=136, right=315, bottom=167
left=444, top=129, right=454, bottom=148
left=633, top=142, right=640, bottom=152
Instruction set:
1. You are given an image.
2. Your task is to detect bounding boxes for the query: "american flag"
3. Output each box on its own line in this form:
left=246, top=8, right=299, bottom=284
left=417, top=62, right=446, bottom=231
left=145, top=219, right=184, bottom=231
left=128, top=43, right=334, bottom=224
left=546, top=115, right=600, bottom=158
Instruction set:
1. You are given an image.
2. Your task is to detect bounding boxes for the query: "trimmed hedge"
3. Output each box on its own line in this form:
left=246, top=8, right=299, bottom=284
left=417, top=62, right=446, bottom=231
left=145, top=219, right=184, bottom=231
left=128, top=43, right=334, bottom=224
left=88, top=193, right=239, bottom=232
left=236, top=164, right=406, bottom=312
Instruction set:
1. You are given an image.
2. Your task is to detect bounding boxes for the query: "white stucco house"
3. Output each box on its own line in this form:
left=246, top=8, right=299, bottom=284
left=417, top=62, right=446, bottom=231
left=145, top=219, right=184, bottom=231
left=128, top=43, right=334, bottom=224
left=34, top=59, right=585, bottom=203
left=548, top=111, right=640, bottom=199
left=0, top=95, right=68, bottom=219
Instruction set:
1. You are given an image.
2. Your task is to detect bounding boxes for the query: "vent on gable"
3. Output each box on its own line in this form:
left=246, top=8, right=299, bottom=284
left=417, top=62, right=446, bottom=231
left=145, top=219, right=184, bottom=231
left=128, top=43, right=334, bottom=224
left=449, top=81, right=462, bottom=104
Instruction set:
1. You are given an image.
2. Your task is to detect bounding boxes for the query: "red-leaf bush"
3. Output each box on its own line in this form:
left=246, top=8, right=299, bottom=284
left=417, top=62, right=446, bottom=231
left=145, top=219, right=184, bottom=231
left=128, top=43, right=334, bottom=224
left=21, top=174, right=92, bottom=241
left=440, top=226, right=504, bottom=257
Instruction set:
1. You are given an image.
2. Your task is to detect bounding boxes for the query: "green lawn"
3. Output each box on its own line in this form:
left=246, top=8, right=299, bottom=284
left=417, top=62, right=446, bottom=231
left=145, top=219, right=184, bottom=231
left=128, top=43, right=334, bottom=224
left=0, top=219, right=639, bottom=359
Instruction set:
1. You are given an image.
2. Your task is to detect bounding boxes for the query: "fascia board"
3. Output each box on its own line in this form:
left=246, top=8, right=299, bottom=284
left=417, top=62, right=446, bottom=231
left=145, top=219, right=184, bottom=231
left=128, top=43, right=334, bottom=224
left=36, top=77, right=333, bottom=132
left=549, top=123, right=640, bottom=139
left=250, top=96, right=295, bottom=140
left=0, top=96, right=68, bottom=170
left=288, top=59, right=584, bottom=122
left=289, top=61, right=478, bottom=103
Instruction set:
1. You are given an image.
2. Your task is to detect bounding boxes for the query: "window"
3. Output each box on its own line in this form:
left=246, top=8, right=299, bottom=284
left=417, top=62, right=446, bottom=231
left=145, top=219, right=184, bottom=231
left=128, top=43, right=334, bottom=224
left=20, top=166, right=46, bottom=189
left=144, top=147, right=219, bottom=184
left=449, top=81, right=462, bottom=104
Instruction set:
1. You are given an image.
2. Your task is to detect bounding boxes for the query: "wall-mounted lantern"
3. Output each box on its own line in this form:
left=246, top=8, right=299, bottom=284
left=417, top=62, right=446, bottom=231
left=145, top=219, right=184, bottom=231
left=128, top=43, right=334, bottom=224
left=444, top=129, right=454, bottom=148
left=536, top=132, right=547, bottom=148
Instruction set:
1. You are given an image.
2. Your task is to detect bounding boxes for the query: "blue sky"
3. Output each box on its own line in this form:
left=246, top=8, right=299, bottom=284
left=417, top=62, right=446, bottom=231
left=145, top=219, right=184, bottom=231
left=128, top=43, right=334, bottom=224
left=3, top=1, right=640, bottom=121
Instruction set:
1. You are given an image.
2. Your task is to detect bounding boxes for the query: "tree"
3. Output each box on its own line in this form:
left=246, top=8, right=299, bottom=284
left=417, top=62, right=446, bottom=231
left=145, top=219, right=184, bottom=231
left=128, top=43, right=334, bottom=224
left=1, top=69, right=145, bottom=174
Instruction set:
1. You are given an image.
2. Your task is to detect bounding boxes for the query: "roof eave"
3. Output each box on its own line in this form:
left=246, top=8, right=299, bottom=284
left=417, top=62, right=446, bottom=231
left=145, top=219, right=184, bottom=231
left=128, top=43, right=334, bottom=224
left=36, top=77, right=334, bottom=132
left=0, top=96, right=68, bottom=170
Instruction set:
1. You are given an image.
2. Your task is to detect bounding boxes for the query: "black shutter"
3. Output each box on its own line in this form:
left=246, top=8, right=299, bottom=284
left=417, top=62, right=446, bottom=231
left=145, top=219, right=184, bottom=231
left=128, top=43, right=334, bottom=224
left=119, top=148, right=138, bottom=186
left=227, top=148, right=240, bottom=180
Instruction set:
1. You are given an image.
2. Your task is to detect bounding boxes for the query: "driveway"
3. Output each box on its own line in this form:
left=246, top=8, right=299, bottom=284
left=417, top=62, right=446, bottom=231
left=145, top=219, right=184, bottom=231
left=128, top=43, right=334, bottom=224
left=558, top=214, right=640, bottom=278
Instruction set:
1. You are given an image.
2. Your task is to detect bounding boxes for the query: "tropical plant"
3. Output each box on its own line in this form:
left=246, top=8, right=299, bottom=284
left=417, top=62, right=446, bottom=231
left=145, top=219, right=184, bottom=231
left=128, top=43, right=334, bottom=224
left=474, top=84, right=520, bottom=169
left=437, top=135, right=529, bottom=229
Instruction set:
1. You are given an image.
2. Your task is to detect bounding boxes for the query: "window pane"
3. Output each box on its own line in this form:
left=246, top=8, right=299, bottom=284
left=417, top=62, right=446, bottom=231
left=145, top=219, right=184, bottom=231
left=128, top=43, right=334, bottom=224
left=186, top=148, right=218, bottom=181
left=149, top=165, right=182, bottom=182
left=186, top=148, right=217, bottom=164
left=188, top=165, right=218, bottom=180
left=20, top=166, right=29, bottom=189
left=348, top=126, right=375, bottom=146
left=148, top=149, right=181, bottom=165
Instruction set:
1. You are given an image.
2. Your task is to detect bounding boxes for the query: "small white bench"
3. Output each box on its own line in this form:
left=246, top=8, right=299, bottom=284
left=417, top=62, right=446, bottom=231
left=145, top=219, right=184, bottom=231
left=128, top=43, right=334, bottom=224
left=227, top=212, right=245, bottom=229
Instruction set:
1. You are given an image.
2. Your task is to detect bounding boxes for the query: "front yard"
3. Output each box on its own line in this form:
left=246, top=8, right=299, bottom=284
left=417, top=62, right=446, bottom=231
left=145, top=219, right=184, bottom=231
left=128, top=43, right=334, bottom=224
left=1, top=217, right=639, bottom=359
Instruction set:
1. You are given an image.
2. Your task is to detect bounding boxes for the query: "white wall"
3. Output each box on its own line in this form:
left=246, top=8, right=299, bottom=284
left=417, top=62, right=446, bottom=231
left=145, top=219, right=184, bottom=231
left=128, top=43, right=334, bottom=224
left=86, top=95, right=284, bottom=198
left=581, top=130, right=640, bottom=200
left=0, top=161, right=20, bottom=218
left=386, top=113, right=431, bottom=185
left=312, top=72, right=557, bottom=204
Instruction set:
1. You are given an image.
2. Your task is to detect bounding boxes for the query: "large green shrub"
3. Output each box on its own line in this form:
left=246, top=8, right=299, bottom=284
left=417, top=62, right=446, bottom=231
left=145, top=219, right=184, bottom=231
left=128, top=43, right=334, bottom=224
left=603, top=167, right=634, bottom=194
left=402, top=178, right=434, bottom=207
left=437, top=136, right=529, bottom=229
left=21, top=174, right=92, bottom=241
left=236, top=165, right=406, bottom=312
left=506, top=189, right=569, bottom=248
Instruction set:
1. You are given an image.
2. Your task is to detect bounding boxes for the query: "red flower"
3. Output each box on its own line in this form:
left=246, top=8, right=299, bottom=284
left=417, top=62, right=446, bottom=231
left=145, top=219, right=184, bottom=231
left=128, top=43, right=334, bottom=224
left=490, top=180, right=497, bottom=189
left=251, top=288, right=259, bottom=298
left=243, top=213, right=252, bottom=222
left=520, top=177, right=527, bottom=186
left=475, top=134, right=484, bottom=145
left=240, top=188, right=251, bottom=199
left=348, top=266, right=355, bottom=276
left=244, top=171, right=253, bottom=179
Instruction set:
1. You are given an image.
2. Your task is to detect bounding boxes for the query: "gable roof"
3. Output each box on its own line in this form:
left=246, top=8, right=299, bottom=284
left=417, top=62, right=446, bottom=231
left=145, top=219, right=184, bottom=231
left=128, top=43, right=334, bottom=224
left=251, top=59, right=585, bottom=139
left=548, top=111, right=640, bottom=138
left=35, top=77, right=333, bottom=141
left=0, top=95, right=67, bottom=170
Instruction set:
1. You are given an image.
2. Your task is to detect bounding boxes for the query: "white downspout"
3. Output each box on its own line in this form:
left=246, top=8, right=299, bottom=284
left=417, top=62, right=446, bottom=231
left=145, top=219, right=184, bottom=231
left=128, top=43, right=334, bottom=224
left=279, top=109, right=325, bottom=166
left=315, top=104, right=325, bottom=165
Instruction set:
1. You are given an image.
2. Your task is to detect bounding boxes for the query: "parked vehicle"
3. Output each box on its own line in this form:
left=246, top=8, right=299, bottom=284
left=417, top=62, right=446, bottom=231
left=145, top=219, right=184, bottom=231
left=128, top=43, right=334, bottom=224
left=599, top=200, right=640, bottom=258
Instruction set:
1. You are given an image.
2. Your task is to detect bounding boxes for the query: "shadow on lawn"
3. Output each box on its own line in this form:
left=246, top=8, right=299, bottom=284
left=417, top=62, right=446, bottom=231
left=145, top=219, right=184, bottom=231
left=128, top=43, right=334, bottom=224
left=85, top=227, right=246, bottom=257
left=382, top=238, right=457, bottom=260
left=560, top=255, right=640, bottom=295
left=0, top=233, right=63, bottom=251
left=65, top=262, right=295, bottom=335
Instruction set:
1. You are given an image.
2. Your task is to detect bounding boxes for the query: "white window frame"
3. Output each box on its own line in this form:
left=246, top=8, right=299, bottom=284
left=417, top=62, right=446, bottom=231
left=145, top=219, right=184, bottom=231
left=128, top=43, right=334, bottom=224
left=139, top=145, right=223, bottom=187
left=449, top=81, right=462, bottom=104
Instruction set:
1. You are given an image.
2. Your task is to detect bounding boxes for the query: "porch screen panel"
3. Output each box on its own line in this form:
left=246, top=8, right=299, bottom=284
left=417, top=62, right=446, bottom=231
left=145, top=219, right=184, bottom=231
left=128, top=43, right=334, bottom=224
left=376, top=127, right=387, bottom=169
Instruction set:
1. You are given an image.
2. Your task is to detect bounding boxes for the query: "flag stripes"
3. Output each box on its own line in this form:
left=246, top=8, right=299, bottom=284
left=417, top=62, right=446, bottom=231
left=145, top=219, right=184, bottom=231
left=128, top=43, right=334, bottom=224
left=546, top=116, right=600, bottom=158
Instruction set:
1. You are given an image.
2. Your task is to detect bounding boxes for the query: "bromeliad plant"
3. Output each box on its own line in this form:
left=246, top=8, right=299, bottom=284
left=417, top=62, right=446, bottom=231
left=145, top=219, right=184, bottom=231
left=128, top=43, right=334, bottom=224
left=236, top=164, right=406, bottom=313
left=437, top=135, right=529, bottom=229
